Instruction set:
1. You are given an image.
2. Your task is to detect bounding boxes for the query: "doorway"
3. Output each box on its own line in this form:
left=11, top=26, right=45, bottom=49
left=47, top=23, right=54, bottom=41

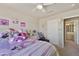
left=64, top=18, right=74, bottom=44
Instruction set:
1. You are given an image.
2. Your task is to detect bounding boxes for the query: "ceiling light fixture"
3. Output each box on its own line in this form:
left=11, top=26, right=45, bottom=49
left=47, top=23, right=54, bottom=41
left=36, top=4, right=43, bottom=10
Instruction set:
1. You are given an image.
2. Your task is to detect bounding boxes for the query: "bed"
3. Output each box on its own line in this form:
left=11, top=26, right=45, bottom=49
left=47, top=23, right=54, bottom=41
left=13, top=41, right=58, bottom=56
left=0, top=39, right=59, bottom=56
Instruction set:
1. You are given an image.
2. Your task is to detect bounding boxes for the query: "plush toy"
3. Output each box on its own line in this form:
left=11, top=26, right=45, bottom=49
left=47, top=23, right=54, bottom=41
left=9, top=36, right=25, bottom=50
left=15, top=36, right=25, bottom=42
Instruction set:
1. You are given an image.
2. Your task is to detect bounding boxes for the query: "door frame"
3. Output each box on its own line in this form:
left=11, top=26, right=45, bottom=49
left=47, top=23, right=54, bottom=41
left=62, top=17, right=79, bottom=47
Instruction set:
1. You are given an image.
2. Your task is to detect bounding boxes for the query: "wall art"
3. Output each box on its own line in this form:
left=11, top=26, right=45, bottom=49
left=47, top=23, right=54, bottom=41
left=0, top=19, right=9, bottom=25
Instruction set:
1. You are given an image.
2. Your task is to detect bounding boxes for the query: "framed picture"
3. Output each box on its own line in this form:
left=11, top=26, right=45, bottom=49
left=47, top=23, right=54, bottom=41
left=13, top=20, right=19, bottom=24
left=0, top=19, right=9, bottom=25
left=20, top=22, right=26, bottom=27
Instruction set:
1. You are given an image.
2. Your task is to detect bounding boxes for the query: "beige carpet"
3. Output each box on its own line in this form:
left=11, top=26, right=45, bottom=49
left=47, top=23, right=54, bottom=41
left=55, top=40, right=79, bottom=56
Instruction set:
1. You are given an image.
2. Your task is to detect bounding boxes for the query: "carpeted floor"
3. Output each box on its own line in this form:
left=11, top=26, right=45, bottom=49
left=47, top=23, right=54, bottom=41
left=55, top=40, right=79, bottom=56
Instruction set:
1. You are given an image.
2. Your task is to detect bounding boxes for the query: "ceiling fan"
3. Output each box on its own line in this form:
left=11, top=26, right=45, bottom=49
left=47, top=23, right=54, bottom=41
left=33, top=3, right=54, bottom=12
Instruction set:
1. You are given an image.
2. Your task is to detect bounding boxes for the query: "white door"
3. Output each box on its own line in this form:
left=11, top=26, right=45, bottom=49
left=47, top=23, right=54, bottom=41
left=47, top=20, right=59, bottom=46
left=74, top=19, right=79, bottom=44
left=47, top=19, right=64, bottom=48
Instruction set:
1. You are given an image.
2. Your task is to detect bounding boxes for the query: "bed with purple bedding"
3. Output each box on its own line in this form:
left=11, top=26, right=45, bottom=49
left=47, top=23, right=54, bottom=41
left=0, top=40, right=58, bottom=56
left=13, top=41, right=58, bottom=56
left=0, top=30, right=59, bottom=56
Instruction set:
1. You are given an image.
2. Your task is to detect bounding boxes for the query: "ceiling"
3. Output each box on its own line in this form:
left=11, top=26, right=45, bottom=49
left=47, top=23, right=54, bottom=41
left=0, top=3, right=79, bottom=19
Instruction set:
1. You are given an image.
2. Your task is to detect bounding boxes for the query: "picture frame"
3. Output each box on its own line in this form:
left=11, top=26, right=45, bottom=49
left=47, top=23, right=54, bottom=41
left=20, top=22, right=26, bottom=27
left=0, top=19, right=9, bottom=25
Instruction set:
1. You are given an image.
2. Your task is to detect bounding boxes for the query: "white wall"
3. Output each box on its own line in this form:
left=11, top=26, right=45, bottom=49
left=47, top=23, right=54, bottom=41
left=38, top=19, right=47, bottom=38
left=39, top=8, right=79, bottom=47
left=47, top=19, right=59, bottom=45
left=0, top=5, right=39, bottom=32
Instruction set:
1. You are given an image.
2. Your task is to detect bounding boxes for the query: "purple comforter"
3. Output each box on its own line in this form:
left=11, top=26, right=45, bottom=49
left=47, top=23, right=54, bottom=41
left=0, top=40, right=57, bottom=56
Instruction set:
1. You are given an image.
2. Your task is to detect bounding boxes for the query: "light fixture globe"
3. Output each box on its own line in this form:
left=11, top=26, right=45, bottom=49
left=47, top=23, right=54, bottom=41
left=36, top=4, right=43, bottom=10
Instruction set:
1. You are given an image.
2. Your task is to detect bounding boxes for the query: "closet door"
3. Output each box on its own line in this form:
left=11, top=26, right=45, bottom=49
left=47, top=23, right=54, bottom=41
left=47, top=19, right=64, bottom=48
left=47, top=19, right=60, bottom=47
left=74, top=19, right=79, bottom=44
left=58, top=19, right=64, bottom=48
left=47, top=20, right=59, bottom=45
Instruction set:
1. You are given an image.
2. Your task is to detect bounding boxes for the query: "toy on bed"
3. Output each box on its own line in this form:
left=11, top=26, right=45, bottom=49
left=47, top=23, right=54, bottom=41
left=0, top=32, right=9, bottom=39
left=9, top=34, right=24, bottom=50
left=9, top=28, right=19, bottom=38
left=0, top=29, right=39, bottom=51
left=8, top=29, right=29, bottom=50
